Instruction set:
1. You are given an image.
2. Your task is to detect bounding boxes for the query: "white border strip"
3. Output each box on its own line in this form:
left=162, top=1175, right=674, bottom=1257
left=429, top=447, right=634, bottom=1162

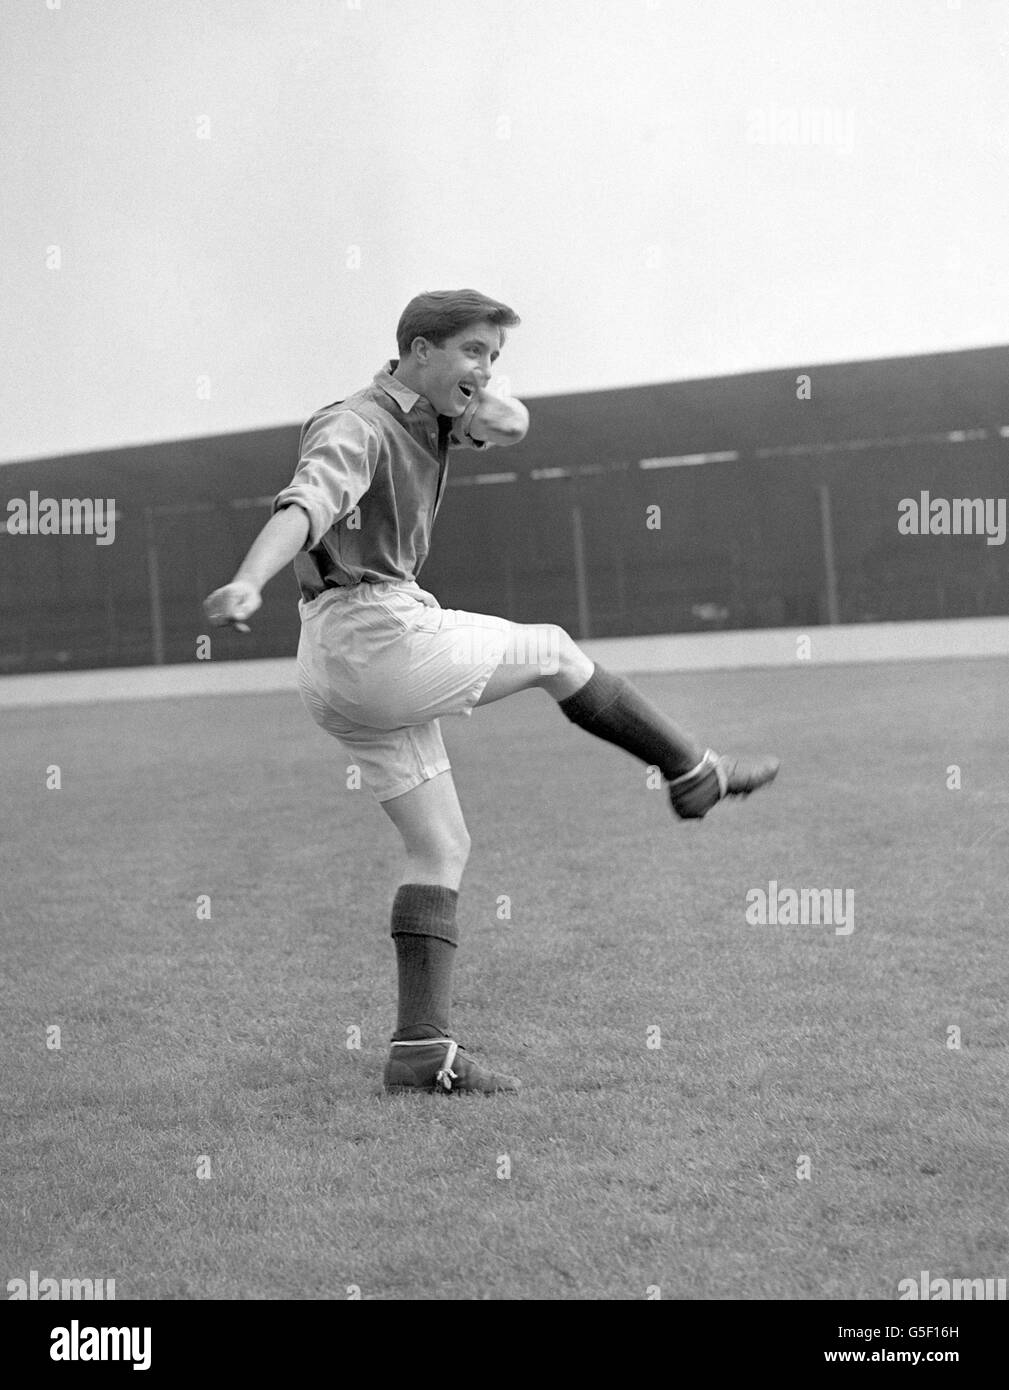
left=1, top=617, right=1007, bottom=709
left=581, top=616, right=1009, bottom=674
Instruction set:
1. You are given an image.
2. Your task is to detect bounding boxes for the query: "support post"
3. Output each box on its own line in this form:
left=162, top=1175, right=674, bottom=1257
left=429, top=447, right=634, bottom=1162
left=818, top=483, right=840, bottom=625
left=143, top=506, right=166, bottom=665
left=571, top=503, right=591, bottom=640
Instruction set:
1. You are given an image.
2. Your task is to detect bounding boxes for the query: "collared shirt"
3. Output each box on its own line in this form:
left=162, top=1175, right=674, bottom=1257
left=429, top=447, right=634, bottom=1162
left=272, top=361, right=487, bottom=599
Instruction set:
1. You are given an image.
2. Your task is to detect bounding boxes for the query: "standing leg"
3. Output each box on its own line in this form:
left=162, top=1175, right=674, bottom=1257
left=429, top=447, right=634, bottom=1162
left=379, top=770, right=519, bottom=1094
left=380, top=765, right=472, bottom=895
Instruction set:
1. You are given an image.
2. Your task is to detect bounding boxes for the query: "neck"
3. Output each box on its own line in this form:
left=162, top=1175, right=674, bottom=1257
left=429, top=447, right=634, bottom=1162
left=392, top=359, right=425, bottom=395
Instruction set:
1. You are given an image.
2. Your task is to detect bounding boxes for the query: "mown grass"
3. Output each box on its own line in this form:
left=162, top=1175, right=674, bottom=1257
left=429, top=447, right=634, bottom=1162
left=2, top=657, right=1006, bottom=1299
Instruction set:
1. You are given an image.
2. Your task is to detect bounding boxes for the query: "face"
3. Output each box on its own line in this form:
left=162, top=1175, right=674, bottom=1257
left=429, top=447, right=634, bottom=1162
left=414, top=320, right=502, bottom=416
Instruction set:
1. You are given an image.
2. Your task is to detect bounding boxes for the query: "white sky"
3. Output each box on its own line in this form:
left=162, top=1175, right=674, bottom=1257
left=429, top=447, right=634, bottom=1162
left=2, top=0, right=1007, bottom=463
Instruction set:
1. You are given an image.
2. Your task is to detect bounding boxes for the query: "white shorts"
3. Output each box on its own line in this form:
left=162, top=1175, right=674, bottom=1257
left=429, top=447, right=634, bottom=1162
left=295, top=580, right=514, bottom=801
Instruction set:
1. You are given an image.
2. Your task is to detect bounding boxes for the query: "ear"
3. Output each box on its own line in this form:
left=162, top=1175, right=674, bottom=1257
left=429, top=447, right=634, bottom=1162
left=410, top=335, right=431, bottom=365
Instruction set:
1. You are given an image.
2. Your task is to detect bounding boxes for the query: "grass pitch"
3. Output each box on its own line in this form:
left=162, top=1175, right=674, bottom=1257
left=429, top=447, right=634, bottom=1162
left=2, top=657, right=1006, bottom=1300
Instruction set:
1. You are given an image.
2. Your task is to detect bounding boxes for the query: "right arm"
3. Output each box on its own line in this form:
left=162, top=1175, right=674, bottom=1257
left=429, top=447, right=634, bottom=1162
left=203, top=504, right=309, bottom=631
left=236, top=503, right=309, bottom=589
left=203, top=409, right=376, bottom=631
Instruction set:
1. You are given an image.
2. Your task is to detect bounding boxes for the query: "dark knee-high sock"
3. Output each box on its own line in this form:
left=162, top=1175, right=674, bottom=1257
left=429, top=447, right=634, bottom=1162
left=390, top=883, right=459, bottom=1042
left=557, top=663, right=704, bottom=780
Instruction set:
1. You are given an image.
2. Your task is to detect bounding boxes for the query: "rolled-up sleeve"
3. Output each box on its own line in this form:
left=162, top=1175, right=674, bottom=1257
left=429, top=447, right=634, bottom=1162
left=272, top=409, right=378, bottom=549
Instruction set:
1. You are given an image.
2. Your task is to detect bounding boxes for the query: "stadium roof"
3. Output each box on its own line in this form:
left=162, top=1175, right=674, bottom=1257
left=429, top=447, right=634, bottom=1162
left=3, top=345, right=1006, bottom=510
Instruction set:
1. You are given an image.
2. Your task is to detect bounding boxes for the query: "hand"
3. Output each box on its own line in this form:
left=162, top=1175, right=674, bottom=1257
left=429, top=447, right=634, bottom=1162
left=464, top=387, right=529, bottom=443
left=203, top=580, right=262, bottom=633
left=456, top=389, right=483, bottom=436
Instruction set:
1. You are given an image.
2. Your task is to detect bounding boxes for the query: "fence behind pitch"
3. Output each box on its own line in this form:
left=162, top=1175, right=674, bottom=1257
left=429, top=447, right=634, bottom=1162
left=2, top=348, right=1006, bottom=672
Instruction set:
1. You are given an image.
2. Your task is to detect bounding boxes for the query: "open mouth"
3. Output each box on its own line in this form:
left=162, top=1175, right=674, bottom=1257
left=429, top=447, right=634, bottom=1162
left=457, top=382, right=474, bottom=399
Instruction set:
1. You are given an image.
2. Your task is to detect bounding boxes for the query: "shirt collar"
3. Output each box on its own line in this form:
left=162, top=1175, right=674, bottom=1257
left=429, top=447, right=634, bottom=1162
left=375, top=359, right=433, bottom=415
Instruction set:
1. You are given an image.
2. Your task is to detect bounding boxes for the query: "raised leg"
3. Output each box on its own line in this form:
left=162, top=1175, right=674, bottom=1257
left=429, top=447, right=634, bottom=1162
left=477, top=621, right=778, bottom=817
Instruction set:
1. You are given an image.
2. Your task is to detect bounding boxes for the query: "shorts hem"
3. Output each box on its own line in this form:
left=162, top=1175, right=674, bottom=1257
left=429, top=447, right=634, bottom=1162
left=456, top=648, right=507, bottom=717
left=374, top=757, right=452, bottom=803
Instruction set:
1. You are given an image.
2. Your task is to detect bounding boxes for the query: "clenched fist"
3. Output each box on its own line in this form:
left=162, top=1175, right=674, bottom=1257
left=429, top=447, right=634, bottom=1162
left=462, top=386, right=529, bottom=444
left=202, top=580, right=262, bottom=633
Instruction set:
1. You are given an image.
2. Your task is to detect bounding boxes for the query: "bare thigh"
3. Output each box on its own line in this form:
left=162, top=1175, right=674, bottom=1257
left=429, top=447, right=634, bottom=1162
left=476, top=621, right=593, bottom=705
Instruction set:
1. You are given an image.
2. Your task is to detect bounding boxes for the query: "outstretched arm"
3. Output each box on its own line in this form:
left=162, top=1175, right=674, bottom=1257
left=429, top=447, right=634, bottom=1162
left=203, top=503, right=310, bottom=631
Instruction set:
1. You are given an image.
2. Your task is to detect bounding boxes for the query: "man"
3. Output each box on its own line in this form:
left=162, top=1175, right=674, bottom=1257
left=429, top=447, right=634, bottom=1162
left=203, top=288, right=779, bottom=1096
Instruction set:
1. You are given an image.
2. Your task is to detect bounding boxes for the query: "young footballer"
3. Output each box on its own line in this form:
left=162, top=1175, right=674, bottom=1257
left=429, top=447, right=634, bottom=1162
left=203, top=289, right=779, bottom=1096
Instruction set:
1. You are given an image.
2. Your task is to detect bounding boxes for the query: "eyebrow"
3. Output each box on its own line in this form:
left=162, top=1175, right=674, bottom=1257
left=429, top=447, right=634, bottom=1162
left=462, top=338, right=500, bottom=359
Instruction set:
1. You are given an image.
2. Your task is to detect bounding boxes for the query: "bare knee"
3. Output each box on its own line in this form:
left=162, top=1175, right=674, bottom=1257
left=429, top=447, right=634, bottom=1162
left=539, top=626, right=593, bottom=698
left=448, top=824, right=472, bottom=868
left=404, top=823, right=471, bottom=883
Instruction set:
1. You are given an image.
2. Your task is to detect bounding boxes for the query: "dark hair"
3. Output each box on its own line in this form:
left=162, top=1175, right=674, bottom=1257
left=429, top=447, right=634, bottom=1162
left=396, top=289, right=520, bottom=359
